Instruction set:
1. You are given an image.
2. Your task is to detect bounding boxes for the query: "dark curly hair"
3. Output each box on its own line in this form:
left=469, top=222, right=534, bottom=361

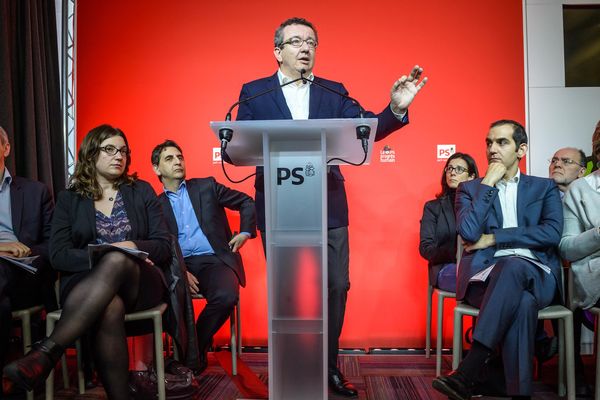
left=69, top=124, right=137, bottom=199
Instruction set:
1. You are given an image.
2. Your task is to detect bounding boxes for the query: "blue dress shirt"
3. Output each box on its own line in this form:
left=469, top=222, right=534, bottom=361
left=165, top=181, right=215, bottom=258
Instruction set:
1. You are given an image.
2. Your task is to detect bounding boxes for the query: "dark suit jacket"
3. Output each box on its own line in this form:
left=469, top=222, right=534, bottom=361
left=158, top=178, right=256, bottom=287
left=454, top=174, right=563, bottom=300
left=419, top=195, right=457, bottom=287
left=50, top=180, right=171, bottom=291
left=236, top=72, right=408, bottom=230
left=9, top=176, right=53, bottom=258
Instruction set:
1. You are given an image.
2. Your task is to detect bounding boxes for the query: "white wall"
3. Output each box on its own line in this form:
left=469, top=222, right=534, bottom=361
left=524, top=0, right=600, bottom=177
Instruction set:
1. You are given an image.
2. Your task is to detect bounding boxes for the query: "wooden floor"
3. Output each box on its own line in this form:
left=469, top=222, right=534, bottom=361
left=4, top=349, right=591, bottom=400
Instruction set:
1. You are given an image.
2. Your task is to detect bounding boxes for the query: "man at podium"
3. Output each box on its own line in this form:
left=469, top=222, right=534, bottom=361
left=236, top=17, right=427, bottom=397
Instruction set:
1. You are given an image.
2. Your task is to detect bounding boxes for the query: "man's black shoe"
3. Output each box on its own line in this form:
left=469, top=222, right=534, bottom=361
left=432, top=370, right=475, bottom=400
left=534, top=336, right=558, bottom=363
left=329, top=369, right=358, bottom=397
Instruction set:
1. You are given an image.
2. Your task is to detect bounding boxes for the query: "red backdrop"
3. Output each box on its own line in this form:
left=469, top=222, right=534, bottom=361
left=76, top=0, right=525, bottom=348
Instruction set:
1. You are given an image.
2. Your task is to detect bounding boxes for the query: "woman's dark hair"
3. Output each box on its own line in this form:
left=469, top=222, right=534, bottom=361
left=69, top=124, right=137, bottom=199
left=437, top=152, right=479, bottom=198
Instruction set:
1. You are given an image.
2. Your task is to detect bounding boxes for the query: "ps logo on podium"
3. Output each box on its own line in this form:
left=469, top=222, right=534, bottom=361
left=277, top=163, right=316, bottom=185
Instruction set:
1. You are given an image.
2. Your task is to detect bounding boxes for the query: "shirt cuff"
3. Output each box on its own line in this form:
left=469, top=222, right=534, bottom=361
left=240, top=232, right=252, bottom=238
left=390, top=104, right=407, bottom=120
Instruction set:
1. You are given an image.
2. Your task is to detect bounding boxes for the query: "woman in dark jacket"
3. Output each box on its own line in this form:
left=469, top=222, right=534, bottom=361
left=4, top=124, right=170, bottom=399
left=419, top=152, right=478, bottom=292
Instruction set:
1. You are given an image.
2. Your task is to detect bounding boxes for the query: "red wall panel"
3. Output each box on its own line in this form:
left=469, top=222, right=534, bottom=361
left=76, top=0, right=525, bottom=348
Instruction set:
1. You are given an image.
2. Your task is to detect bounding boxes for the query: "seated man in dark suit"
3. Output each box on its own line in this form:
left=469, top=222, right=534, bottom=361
left=432, top=120, right=563, bottom=400
left=0, top=126, right=55, bottom=395
left=151, top=139, right=256, bottom=374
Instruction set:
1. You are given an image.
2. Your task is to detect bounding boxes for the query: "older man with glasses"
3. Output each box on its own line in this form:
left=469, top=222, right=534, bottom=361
left=235, top=16, right=427, bottom=397
left=548, top=147, right=587, bottom=195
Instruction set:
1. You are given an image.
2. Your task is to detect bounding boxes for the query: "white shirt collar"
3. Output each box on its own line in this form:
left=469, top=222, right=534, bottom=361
left=0, top=168, right=12, bottom=191
left=277, top=69, right=314, bottom=86
left=497, top=168, right=520, bottom=187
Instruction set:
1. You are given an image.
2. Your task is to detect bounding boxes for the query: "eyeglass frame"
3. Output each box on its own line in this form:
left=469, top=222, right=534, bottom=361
left=444, top=165, right=469, bottom=175
left=278, top=37, right=318, bottom=49
left=99, top=145, right=130, bottom=157
left=548, top=157, right=585, bottom=168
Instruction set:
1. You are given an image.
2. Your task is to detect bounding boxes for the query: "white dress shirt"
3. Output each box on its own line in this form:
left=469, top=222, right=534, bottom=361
left=277, top=69, right=312, bottom=120
left=494, top=170, right=537, bottom=260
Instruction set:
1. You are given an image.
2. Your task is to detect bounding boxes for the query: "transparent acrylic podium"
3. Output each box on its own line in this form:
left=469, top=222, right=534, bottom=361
left=210, top=119, right=378, bottom=400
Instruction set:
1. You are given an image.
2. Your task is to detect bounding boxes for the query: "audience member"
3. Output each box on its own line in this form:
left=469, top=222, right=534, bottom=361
left=419, top=152, right=478, bottom=292
left=432, top=120, right=563, bottom=400
left=151, top=140, right=256, bottom=375
left=0, top=126, right=56, bottom=397
left=3, top=124, right=171, bottom=400
left=548, top=147, right=586, bottom=195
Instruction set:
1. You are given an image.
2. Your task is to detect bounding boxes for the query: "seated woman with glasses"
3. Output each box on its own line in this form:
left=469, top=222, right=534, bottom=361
left=3, top=124, right=170, bottom=400
left=419, top=153, right=479, bottom=292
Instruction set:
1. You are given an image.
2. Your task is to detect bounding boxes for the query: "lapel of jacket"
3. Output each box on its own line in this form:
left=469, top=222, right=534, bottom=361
left=268, top=73, right=293, bottom=119
left=516, top=173, right=530, bottom=226
left=491, top=184, right=504, bottom=228
left=308, top=77, right=323, bottom=119
left=120, top=184, right=138, bottom=239
left=9, top=178, right=23, bottom=237
left=81, top=195, right=97, bottom=242
left=187, top=180, right=204, bottom=230
left=159, top=193, right=179, bottom=235
left=440, top=195, right=455, bottom=235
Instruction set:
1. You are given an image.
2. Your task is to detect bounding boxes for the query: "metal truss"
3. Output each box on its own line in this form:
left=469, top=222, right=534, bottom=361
left=61, top=0, right=76, bottom=180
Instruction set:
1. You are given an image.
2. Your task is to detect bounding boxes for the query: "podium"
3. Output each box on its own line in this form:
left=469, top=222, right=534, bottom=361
left=210, top=118, right=378, bottom=400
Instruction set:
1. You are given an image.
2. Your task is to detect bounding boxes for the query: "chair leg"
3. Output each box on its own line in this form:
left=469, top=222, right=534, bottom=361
left=436, top=292, right=445, bottom=376
left=595, top=314, right=600, bottom=400
left=231, top=307, right=237, bottom=376
left=557, top=318, right=565, bottom=396
left=426, top=285, right=433, bottom=359
left=60, top=355, right=69, bottom=389
left=20, top=312, right=35, bottom=400
left=75, top=340, right=85, bottom=394
left=236, top=300, right=242, bottom=355
left=45, top=317, right=56, bottom=400
left=452, top=309, right=463, bottom=371
left=153, top=315, right=166, bottom=400
left=563, top=314, right=575, bottom=400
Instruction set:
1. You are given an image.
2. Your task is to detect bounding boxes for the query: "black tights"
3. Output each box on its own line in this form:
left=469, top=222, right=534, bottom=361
left=51, top=251, right=142, bottom=400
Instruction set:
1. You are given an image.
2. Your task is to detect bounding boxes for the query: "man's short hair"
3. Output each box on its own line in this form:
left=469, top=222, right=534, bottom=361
left=490, top=119, right=528, bottom=147
left=274, top=17, right=318, bottom=48
left=151, top=140, right=183, bottom=166
left=0, top=126, right=8, bottom=145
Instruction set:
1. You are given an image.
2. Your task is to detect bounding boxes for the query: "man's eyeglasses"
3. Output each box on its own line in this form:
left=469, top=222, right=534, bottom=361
left=549, top=157, right=584, bottom=167
left=99, top=145, right=130, bottom=157
left=279, top=37, right=318, bottom=49
left=444, top=165, right=468, bottom=174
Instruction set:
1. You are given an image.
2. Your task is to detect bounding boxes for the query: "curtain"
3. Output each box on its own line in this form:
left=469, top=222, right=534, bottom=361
left=0, top=0, right=65, bottom=196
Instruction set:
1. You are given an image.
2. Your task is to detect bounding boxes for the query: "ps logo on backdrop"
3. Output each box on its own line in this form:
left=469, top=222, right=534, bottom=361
left=437, top=144, right=456, bottom=160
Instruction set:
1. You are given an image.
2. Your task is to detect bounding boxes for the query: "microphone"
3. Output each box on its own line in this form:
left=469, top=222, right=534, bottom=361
left=299, top=70, right=371, bottom=154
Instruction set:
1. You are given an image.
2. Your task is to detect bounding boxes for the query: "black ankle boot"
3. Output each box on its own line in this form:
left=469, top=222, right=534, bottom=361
left=2, top=338, right=64, bottom=391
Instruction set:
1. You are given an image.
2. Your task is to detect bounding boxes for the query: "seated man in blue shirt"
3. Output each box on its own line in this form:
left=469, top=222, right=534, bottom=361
left=151, top=140, right=256, bottom=374
left=0, top=126, right=56, bottom=395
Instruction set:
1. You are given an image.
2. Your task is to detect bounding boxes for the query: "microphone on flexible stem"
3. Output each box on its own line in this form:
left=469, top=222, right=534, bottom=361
left=300, top=69, right=371, bottom=155
left=219, top=74, right=307, bottom=153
